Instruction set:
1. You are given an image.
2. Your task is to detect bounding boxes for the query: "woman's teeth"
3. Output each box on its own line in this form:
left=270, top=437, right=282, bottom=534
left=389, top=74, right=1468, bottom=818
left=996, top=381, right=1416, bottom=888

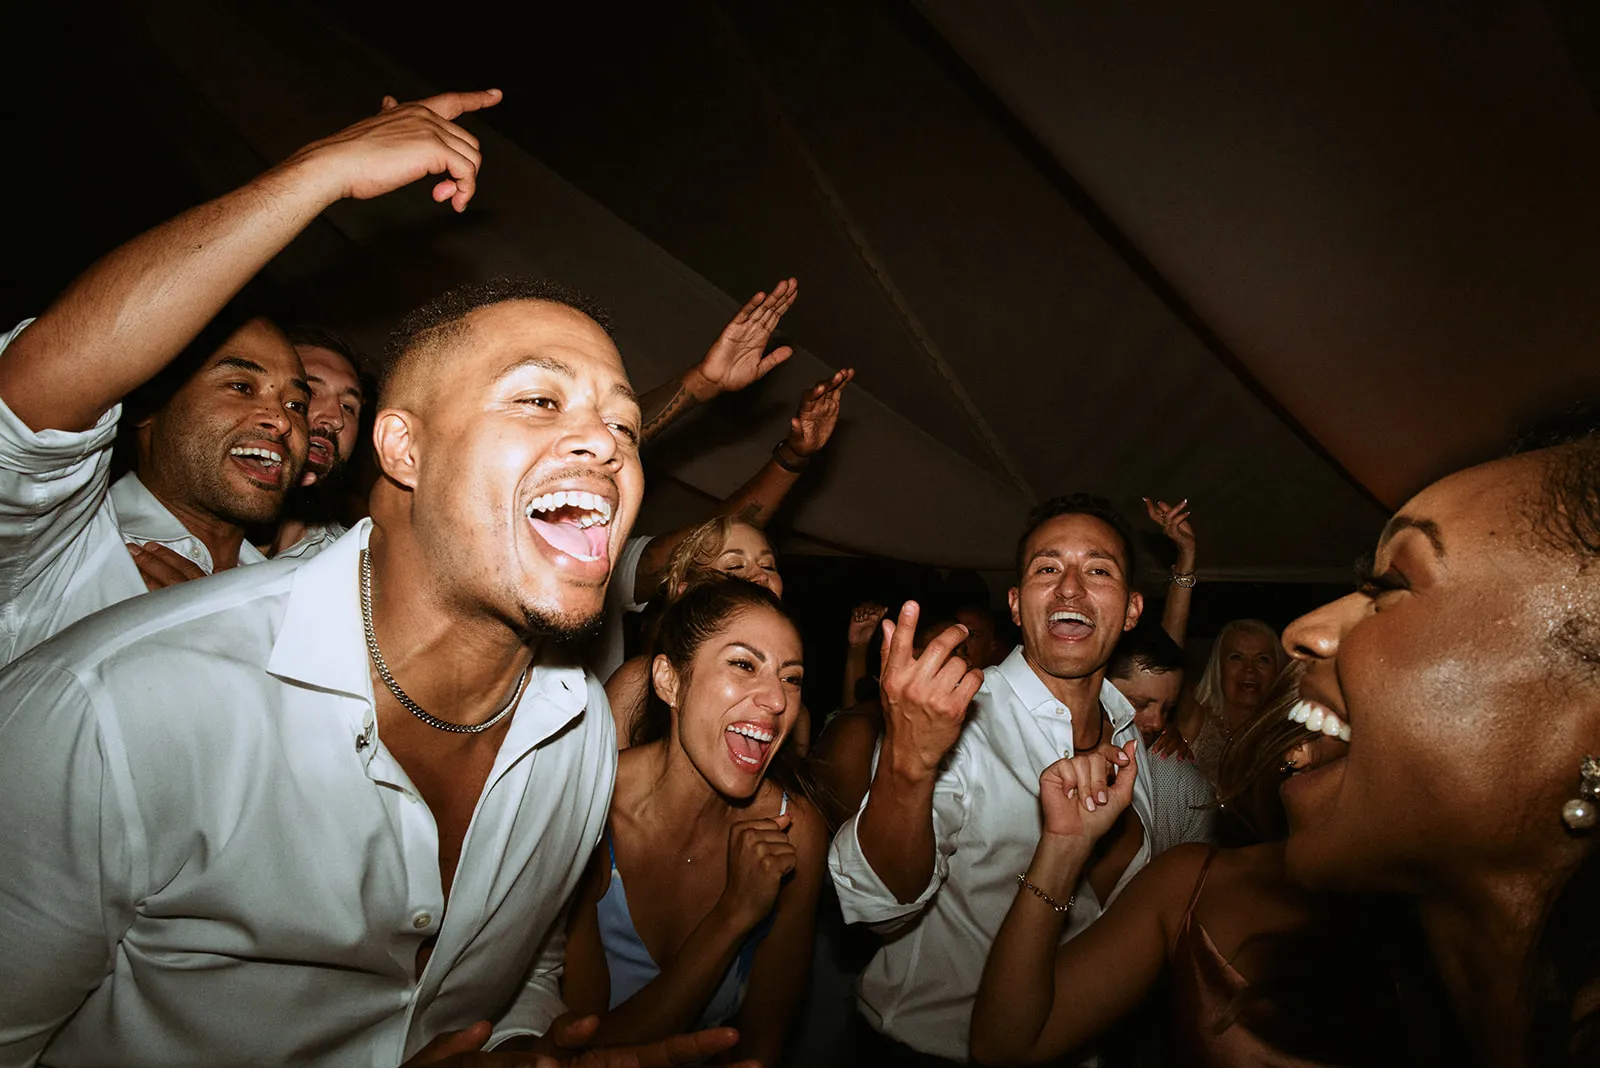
left=1287, top=699, right=1351, bottom=742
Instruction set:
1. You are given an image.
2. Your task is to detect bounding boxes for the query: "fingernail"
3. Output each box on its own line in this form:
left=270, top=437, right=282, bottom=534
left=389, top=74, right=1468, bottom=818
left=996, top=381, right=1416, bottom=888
left=1098, top=790, right=1108, bottom=804
left=127, top=544, right=143, bottom=555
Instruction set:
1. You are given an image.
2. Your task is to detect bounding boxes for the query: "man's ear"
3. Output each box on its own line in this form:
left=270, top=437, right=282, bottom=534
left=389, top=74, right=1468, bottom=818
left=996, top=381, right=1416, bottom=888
left=1124, top=591, right=1145, bottom=632
left=372, top=409, right=421, bottom=490
left=1007, top=586, right=1022, bottom=628
left=651, top=654, right=681, bottom=709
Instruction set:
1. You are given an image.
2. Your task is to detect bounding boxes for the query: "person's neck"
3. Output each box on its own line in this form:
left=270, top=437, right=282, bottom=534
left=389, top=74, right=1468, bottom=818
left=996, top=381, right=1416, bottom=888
left=364, top=527, right=537, bottom=727
left=139, top=476, right=247, bottom=571
left=1415, top=871, right=1556, bottom=1068
left=1022, top=648, right=1108, bottom=749
left=641, top=739, right=733, bottom=837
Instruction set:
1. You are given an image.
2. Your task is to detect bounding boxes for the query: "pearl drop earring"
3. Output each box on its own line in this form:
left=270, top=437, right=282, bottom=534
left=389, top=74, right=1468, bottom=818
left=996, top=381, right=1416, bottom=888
left=1560, top=755, right=1600, bottom=831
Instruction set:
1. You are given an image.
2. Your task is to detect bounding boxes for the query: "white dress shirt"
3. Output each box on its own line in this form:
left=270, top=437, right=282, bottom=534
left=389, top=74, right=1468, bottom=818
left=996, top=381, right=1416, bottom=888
left=0, top=320, right=267, bottom=665
left=587, top=533, right=652, bottom=682
left=829, top=646, right=1209, bottom=1061
left=0, top=520, right=616, bottom=1067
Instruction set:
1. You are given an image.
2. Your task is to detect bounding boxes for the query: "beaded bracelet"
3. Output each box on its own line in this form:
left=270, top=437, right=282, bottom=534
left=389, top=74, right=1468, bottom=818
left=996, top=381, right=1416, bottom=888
left=1170, top=568, right=1197, bottom=589
left=1017, top=872, right=1074, bottom=914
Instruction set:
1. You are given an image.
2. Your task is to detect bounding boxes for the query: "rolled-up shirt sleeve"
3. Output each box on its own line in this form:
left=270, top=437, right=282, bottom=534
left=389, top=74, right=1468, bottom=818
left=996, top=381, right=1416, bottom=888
left=0, top=320, right=122, bottom=661
left=0, top=657, right=139, bottom=1064
left=828, top=741, right=969, bottom=929
left=486, top=914, right=570, bottom=1049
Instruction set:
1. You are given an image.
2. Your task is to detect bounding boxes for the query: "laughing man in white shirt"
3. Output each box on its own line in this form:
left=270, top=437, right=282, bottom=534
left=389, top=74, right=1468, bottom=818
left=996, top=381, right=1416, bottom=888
left=0, top=90, right=743, bottom=1068
left=830, top=494, right=1183, bottom=1064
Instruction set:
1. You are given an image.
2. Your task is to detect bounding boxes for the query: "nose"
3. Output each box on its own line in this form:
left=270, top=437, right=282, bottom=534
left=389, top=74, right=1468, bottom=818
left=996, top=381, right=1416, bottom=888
left=313, top=395, right=345, bottom=434
left=751, top=671, right=786, bottom=714
left=1284, top=592, right=1365, bottom=663
left=255, top=398, right=292, bottom=438
left=1053, top=565, right=1087, bottom=599
left=560, top=404, right=620, bottom=468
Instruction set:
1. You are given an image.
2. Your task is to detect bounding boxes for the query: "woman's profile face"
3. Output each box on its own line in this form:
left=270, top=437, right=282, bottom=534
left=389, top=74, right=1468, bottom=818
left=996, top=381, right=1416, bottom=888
left=1279, top=451, right=1596, bottom=894
left=703, top=522, right=783, bottom=599
left=666, top=605, right=803, bottom=799
left=1219, top=629, right=1278, bottom=711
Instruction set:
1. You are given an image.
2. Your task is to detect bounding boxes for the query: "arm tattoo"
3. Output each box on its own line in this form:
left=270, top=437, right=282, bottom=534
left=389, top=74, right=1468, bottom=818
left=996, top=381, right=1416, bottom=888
left=639, top=382, right=698, bottom=444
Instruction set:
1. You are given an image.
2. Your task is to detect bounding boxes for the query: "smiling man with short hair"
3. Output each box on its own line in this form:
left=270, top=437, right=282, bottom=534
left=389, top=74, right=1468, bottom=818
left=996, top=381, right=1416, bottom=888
left=0, top=90, right=737, bottom=1068
left=830, top=493, right=1209, bottom=1064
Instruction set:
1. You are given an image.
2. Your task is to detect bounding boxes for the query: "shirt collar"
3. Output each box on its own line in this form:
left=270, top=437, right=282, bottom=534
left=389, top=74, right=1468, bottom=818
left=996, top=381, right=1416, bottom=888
left=989, top=644, right=1136, bottom=731
left=266, top=519, right=592, bottom=753
left=111, top=472, right=267, bottom=570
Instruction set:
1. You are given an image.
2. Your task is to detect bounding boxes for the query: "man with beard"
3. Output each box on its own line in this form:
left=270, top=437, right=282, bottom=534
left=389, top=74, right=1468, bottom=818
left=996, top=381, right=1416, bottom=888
left=830, top=494, right=1196, bottom=1065
left=0, top=90, right=737, bottom=1067
left=135, top=327, right=370, bottom=587
left=268, top=327, right=369, bottom=561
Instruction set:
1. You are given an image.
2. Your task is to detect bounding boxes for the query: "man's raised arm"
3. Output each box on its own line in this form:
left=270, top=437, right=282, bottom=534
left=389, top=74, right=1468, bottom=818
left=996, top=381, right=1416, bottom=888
left=637, top=278, right=798, bottom=445
left=631, top=367, right=852, bottom=605
left=0, top=89, right=501, bottom=434
left=846, top=602, right=981, bottom=903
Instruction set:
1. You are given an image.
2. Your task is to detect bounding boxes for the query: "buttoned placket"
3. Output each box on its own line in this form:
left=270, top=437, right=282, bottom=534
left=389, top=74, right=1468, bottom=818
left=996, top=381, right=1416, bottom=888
left=375, top=672, right=585, bottom=1063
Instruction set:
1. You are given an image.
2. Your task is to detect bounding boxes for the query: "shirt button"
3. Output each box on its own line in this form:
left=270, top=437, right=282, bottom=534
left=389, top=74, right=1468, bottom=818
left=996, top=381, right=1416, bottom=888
left=412, top=912, right=432, bottom=930
left=1054, top=706, right=1066, bottom=716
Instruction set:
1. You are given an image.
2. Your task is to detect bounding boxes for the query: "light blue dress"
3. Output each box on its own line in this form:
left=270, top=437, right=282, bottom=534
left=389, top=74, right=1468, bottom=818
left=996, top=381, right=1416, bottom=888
left=596, top=797, right=785, bottom=1027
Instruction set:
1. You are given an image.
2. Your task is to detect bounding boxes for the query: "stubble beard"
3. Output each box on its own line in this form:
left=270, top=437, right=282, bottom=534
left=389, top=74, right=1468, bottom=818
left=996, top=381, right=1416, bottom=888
left=161, top=429, right=290, bottom=528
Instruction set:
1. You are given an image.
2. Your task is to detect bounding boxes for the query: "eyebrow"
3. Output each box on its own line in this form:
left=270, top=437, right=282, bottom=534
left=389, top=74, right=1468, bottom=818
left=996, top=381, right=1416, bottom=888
left=305, top=374, right=365, bottom=401
left=215, top=357, right=310, bottom=397
left=215, top=356, right=268, bottom=376
left=1379, top=515, right=1446, bottom=557
left=1029, top=547, right=1123, bottom=567
left=723, top=641, right=803, bottom=670
left=497, top=355, right=638, bottom=405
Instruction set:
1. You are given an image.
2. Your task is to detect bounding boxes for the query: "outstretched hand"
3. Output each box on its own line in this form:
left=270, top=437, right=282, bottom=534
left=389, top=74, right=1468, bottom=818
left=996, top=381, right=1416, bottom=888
left=288, top=88, right=503, bottom=213
left=1038, top=740, right=1138, bottom=844
left=787, top=368, right=853, bottom=457
left=878, top=601, right=983, bottom=781
left=690, top=278, right=799, bottom=398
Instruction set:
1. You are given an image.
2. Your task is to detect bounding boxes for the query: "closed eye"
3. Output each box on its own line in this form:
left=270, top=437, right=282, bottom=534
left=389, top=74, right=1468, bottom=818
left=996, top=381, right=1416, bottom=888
left=609, top=421, right=640, bottom=444
left=1354, top=553, right=1409, bottom=598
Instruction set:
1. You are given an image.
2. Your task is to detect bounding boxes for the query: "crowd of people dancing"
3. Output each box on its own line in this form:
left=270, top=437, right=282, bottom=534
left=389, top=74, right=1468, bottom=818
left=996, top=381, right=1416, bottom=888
left=1, top=88, right=1596, bottom=1068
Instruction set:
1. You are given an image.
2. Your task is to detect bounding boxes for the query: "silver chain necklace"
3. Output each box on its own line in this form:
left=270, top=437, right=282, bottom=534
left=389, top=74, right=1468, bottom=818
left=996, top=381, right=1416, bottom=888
left=359, top=549, right=529, bottom=734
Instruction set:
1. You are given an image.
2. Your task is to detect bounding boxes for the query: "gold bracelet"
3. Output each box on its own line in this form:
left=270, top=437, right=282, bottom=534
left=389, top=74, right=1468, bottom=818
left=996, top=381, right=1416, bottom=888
left=1017, top=872, right=1074, bottom=914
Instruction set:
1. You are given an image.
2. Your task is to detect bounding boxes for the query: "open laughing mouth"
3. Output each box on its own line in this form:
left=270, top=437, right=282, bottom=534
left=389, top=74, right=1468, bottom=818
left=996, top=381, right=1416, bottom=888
left=724, top=721, right=776, bottom=774
left=1279, top=698, right=1352, bottom=801
left=526, top=490, right=614, bottom=578
left=228, top=444, right=287, bottom=489
left=1047, top=609, right=1094, bottom=641
left=305, top=436, right=335, bottom=474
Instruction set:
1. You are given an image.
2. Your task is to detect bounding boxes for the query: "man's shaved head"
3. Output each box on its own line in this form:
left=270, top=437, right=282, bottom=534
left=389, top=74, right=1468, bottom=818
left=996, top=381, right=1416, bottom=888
left=381, top=277, right=614, bottom=412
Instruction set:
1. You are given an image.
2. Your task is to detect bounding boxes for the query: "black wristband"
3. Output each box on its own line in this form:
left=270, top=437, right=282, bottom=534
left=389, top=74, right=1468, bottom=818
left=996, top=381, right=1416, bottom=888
left=772, top=439, right=810, bottom=474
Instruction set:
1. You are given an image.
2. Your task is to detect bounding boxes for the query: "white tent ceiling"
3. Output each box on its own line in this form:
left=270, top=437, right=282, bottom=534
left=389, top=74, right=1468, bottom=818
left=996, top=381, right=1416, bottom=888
left=14, top=1, right=1598, bottom=587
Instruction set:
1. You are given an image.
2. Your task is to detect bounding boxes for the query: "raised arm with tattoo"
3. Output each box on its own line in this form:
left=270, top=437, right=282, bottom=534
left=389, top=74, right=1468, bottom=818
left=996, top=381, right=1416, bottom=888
left=637, top=279, right=798, bottom=445
left=0, top=90, right=501, bottom=435
left=632, top=368, right=853, bottom=604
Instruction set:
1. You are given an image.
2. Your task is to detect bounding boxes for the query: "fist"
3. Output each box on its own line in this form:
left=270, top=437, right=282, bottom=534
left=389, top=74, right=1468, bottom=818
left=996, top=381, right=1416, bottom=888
left=721, top=814, right=797, bottom=929
left=1038, top=741, right=1138, bottom=843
